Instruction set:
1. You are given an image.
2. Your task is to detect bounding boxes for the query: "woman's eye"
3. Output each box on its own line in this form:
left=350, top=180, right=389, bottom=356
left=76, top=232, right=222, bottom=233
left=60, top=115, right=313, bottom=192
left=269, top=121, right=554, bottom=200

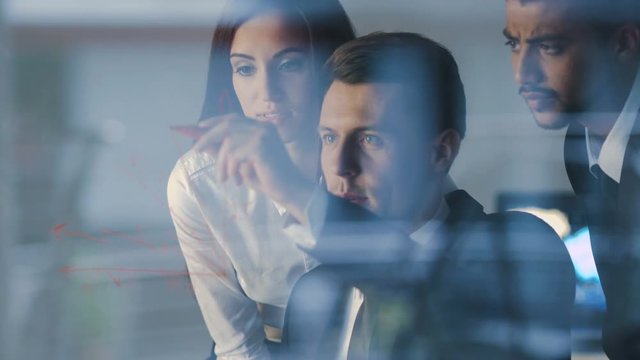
left=279, top=59, right=304, bottom=72
left=234, top=65, right=256, bottom=76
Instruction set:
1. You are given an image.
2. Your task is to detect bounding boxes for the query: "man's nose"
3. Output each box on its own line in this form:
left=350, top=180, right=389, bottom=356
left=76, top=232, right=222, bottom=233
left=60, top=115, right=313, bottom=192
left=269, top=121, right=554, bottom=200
left=514, top=47, right=543, bottom=86
left=335, top=140, right=361, bottom=179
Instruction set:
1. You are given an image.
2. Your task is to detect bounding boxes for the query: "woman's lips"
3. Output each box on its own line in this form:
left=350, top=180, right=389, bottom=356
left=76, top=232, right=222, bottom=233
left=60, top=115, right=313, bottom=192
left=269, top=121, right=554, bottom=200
left=256, top=111, right=292, bottom=125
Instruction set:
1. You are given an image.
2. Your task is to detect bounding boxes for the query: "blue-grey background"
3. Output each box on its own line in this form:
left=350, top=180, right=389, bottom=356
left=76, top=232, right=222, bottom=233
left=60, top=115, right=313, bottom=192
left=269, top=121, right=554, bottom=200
left=2, top=1, right=596, bottom=359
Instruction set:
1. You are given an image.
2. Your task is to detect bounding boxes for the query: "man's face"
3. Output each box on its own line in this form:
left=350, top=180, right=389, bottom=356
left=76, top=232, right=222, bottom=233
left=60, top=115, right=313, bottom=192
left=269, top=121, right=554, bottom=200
left=504, top=0, right=610, bottom=129
left=319, top=81, right=438, bottom=222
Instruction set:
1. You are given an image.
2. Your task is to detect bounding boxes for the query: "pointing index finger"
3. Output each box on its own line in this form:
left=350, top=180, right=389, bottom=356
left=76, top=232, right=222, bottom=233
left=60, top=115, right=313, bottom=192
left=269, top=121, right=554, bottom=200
left=170, top=113, right=239, bottom=140
left=170, top=125, right=209, bottom=140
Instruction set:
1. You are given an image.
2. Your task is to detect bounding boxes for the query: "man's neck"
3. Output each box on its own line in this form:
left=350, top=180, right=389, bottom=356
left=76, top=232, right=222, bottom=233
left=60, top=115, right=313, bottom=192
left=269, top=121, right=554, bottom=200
left=577, top=112, right=620, bottom=140
left=578, top=64, right=640, bottom=138
left=409, top=180, right=447, bottom=234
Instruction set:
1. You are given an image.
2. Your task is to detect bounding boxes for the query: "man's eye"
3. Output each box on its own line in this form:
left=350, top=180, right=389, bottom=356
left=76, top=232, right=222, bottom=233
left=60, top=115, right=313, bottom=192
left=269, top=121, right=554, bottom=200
left=321, top=134, right=336, bottom=144
left=539, top=43, right=563, bottom=55
left=504, top=39, right=519, bottom=51
left=234, top=65, right=256, bottom=76
left=362, top=134, right=384, bottom=147
left=279, top=59, right=304, bottom=72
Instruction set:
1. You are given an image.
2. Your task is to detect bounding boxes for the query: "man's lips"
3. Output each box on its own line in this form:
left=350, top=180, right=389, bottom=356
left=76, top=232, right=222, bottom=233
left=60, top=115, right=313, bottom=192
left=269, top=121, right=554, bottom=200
left=518, top=86, right=557, bottom=100
left=521, top=91, right=556, bottom=101
left=338, top=192, right=368, bottom=205
left=519, top=86, right=558, bottom=111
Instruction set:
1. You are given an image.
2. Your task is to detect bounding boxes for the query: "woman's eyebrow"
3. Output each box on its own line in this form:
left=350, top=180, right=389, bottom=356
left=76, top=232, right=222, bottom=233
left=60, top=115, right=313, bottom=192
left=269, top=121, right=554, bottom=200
left=230, top=53, right=254, bottom=61
left=273, top=47, right=306, bottom=59
left=230, top=47, right=306, bottom=61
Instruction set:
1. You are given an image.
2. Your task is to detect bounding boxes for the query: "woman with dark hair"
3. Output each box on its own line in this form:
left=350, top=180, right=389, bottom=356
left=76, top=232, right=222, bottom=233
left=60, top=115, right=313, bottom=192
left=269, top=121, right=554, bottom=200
left=167, top=0, right=355, bottom=358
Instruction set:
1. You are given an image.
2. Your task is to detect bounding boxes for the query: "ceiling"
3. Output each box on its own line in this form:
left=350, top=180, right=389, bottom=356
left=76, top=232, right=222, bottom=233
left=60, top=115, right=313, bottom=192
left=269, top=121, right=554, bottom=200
left=7, top=0, right=503, bottom=27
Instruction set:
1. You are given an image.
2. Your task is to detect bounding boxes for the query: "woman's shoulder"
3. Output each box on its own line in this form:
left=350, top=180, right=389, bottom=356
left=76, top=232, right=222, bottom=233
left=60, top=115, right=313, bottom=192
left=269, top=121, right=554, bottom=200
left=170, top=149, right=217, bottom=181
left=168, top=149, right=265, bottom=208
left=167, top=149, right=220, bottom=203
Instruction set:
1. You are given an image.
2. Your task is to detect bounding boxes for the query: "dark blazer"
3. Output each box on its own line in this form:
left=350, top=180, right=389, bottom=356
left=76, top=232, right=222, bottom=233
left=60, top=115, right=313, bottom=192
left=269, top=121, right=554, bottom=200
left=564, top=115, right=640, bottom=360
left=283, top=190, right=575, bottom=360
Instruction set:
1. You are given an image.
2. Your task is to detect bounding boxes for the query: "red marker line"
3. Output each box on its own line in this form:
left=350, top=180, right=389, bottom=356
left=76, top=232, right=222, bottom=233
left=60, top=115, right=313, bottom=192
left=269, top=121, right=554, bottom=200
left=61, top=230, right=109, bottom=244
left=118, top=151, right=172, bottom=209
left=52, top=224, right=179, bottom=255
left=170, top=125, right=209, bottom=140
left=102, top=228, right=168, bottom=254
left=169, top=126, right=190, bottom=155
left=119, top=165, right=167, bottom=208
left=52, top=224, right=107, bottom=244
left=59, top=266, right=227, bottom=278
left=105, top=272, right=122, bottom=287
left=52, top=223, right=66, bottom=240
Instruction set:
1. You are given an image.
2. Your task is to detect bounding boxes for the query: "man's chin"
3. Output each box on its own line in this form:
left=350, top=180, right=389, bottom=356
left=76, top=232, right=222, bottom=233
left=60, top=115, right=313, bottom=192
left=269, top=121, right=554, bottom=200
left=531, top=110, right=572, bottom=130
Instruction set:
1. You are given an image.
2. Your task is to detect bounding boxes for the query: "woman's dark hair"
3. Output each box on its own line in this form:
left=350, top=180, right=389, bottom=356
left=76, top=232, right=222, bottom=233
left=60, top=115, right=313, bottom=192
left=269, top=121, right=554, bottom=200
left=199, top=0, right=355, bottom=121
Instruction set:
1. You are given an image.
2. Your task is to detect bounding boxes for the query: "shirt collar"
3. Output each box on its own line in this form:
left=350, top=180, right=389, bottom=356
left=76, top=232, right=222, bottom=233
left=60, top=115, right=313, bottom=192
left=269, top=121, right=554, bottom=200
left=272, top=200, right=287, bottom=216
left=409, top=175, right=457, bottom=245
left=586, top=66, right=640, bottom=182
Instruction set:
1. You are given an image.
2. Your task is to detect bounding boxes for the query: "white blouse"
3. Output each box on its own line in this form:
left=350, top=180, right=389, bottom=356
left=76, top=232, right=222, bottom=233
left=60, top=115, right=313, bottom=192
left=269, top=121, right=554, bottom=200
left=167, top=149, right=318, bottom=360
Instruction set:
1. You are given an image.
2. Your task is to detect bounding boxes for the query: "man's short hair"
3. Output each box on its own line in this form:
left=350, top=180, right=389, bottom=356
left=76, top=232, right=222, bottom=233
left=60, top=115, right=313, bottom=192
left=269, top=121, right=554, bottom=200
left=325, top=32, right=467, bottom=138
left=517, top=0, right=640, bottom=27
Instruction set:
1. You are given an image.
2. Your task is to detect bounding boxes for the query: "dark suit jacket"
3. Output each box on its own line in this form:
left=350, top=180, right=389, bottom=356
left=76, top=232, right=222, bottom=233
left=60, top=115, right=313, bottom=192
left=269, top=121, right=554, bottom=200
left=564, top=115, right=640, bottom=359
left=282, top=190, right=575, bottom=360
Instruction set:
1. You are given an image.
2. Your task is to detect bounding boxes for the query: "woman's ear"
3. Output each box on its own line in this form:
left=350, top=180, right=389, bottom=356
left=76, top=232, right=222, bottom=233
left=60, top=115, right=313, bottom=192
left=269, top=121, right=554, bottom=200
left=431, top=129, right=461, bottom=173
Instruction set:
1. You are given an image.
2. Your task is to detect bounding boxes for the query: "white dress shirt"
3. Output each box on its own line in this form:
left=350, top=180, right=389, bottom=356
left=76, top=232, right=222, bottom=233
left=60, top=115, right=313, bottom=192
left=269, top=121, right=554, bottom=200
left=167, top=149, right=318, bottom=360
left=586, top=67, right=640, bottom=182
left=328, top=178, right=455, bottom=360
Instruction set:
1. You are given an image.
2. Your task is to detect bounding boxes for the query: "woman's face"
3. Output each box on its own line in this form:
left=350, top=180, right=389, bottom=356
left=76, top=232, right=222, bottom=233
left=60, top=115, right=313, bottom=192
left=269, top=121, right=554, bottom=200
left=230, top=10, right=316, bottom=143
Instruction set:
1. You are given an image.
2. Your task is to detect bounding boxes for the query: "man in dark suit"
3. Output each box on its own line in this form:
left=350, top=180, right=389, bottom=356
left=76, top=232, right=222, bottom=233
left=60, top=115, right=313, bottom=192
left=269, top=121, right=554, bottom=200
left=194, top=30, right=575, bottom=358
left=281, top=32, right=575, bottom=360
left=503, top=1, right=640, bottom=357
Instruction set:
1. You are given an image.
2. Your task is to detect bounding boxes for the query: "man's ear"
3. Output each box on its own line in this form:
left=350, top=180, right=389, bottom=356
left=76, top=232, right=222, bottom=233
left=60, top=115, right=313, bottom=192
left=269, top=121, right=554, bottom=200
left=431, top=129, right=461, bottom=173
left=613, top=25, right=640, bottom=60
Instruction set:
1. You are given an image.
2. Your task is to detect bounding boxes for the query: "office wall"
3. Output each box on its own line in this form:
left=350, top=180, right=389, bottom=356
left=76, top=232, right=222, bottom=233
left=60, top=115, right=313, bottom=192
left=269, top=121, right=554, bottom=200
left=31, top=1, right=572, bottom=230
left=0, top=0, right=12, bottom=357
left=6, top=1, right=576, bottom=359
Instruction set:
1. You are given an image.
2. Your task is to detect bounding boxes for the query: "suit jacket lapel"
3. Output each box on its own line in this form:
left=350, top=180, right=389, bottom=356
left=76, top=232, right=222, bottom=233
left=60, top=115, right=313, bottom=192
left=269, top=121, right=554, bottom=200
left=564, top=123, right=594, bottom=196
left=618, top=111, right=640, bottom=217
left=421, top=190, right=487, bottom=288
